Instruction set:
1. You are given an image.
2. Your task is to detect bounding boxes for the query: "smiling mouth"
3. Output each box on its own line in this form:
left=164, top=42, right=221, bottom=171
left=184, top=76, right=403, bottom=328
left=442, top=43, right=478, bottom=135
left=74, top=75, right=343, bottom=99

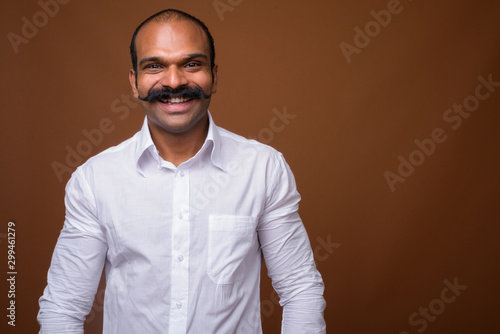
left=160, top=97, right=194, bottom=104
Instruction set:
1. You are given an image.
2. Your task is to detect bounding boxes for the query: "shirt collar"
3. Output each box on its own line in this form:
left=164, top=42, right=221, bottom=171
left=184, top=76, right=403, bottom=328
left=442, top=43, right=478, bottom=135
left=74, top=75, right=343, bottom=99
left=135, top=111, right=225, bottom=177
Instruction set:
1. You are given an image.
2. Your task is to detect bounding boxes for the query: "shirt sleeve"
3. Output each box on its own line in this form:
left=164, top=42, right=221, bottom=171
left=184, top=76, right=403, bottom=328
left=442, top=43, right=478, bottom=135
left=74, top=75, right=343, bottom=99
left=257, top=152, right=327, bottom=334
left=38, top=166, right=108, bottom=334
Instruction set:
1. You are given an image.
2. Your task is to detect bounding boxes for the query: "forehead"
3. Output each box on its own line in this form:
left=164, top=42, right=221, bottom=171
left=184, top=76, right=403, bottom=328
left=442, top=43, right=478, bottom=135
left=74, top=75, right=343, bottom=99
left=135, top=19, right=210, bottom=58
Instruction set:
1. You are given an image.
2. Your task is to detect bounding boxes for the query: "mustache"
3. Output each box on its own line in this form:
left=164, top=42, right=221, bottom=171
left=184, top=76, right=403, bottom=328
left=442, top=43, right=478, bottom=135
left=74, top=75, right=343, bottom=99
left=138, top=85, right=211, bottom=103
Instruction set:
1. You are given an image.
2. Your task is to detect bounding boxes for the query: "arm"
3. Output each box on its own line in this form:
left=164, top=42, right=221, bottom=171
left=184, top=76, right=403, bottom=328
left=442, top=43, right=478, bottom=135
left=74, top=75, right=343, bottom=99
left=38, top=167, right=107, bottom=334
left=258, top=153, right=326, bottom=334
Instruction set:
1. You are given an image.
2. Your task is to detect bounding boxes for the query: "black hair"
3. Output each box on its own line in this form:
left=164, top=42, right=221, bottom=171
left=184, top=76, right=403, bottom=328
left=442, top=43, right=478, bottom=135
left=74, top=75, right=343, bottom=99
left=129, top=9, right=216, bottom=76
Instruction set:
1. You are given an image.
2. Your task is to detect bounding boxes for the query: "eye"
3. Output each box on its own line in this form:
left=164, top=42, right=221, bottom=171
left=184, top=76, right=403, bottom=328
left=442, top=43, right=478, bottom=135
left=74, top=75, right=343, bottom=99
left=185, top=62, right=201, bottom=68
left=145, top=64, right=161, bottom=69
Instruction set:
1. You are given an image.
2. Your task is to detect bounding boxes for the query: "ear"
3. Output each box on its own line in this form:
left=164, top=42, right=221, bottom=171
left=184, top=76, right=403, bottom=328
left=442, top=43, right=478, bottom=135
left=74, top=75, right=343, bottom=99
left=211, top=64, right=218, bottom=94
left=129, top=69, right=139, bottom=99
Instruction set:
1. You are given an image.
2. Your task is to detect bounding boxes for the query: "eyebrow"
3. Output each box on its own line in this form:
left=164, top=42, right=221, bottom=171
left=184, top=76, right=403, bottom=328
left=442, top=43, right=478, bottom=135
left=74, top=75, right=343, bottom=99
left=184, top=53, right=208, bottom=61
left=138, top=53, right=209, bottom=67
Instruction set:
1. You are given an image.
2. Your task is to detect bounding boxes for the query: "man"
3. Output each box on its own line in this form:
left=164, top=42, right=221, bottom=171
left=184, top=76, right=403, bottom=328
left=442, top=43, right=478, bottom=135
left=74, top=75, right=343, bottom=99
left=38, top=9, right=326, bottom=334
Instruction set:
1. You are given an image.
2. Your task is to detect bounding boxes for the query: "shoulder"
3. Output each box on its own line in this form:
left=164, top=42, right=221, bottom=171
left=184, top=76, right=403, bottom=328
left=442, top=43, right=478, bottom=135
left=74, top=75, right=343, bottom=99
left=73, top=131, right=141, bottom=181
left=216, top=125, right=284, bottom=162
left=89, top=132, right=139, bottom=164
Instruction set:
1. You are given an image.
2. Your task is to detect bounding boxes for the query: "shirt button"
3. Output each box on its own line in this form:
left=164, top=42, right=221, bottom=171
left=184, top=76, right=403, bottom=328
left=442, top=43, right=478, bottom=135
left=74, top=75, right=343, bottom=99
left=178, top=213, right=183, bottom=219
left=178, top=255, right=184, bottom=262
left=176, top=302, right=182, bottom=309
left=180, top=171, right=185, bottom=177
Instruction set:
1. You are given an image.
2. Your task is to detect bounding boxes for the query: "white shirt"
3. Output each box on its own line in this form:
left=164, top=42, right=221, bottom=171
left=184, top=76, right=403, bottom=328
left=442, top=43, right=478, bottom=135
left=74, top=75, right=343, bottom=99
left=38, top=112, right=326, bottom=334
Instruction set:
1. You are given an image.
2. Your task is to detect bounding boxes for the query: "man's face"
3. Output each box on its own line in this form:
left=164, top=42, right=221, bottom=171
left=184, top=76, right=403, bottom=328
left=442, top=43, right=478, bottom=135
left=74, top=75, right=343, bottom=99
left=129, top=19, right=218, bottom=135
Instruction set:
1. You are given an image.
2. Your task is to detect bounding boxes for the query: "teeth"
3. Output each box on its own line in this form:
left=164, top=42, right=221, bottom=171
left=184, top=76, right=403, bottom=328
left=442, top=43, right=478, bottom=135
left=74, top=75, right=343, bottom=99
left=166, top=97, right=190, bottom=104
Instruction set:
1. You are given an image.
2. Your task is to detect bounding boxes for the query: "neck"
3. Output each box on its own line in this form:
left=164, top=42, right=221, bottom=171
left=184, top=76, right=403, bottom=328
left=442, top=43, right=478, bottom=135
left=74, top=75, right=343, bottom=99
left=148, top=115, right=209, bottom=167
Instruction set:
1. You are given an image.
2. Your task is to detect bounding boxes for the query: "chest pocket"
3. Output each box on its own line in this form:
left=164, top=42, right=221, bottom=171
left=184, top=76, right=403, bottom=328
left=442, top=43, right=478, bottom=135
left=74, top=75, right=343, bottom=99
left=207, top=215, right=258, bottom=285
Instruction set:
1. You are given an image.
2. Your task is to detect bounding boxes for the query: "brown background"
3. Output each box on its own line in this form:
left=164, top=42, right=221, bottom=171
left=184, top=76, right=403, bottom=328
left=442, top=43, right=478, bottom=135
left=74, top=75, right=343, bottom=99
left=1, top=0, right=499, bottom=333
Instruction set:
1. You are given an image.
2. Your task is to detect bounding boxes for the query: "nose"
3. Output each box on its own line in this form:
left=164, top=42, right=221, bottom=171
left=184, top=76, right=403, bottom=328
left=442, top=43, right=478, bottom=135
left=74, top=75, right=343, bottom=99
left=159, top=66, right=188, bottom=89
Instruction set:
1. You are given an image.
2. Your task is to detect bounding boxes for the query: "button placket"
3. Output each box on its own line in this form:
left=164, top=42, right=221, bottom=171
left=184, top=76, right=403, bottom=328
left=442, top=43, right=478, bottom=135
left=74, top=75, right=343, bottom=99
left=169, top=168, right=190, bottom=333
